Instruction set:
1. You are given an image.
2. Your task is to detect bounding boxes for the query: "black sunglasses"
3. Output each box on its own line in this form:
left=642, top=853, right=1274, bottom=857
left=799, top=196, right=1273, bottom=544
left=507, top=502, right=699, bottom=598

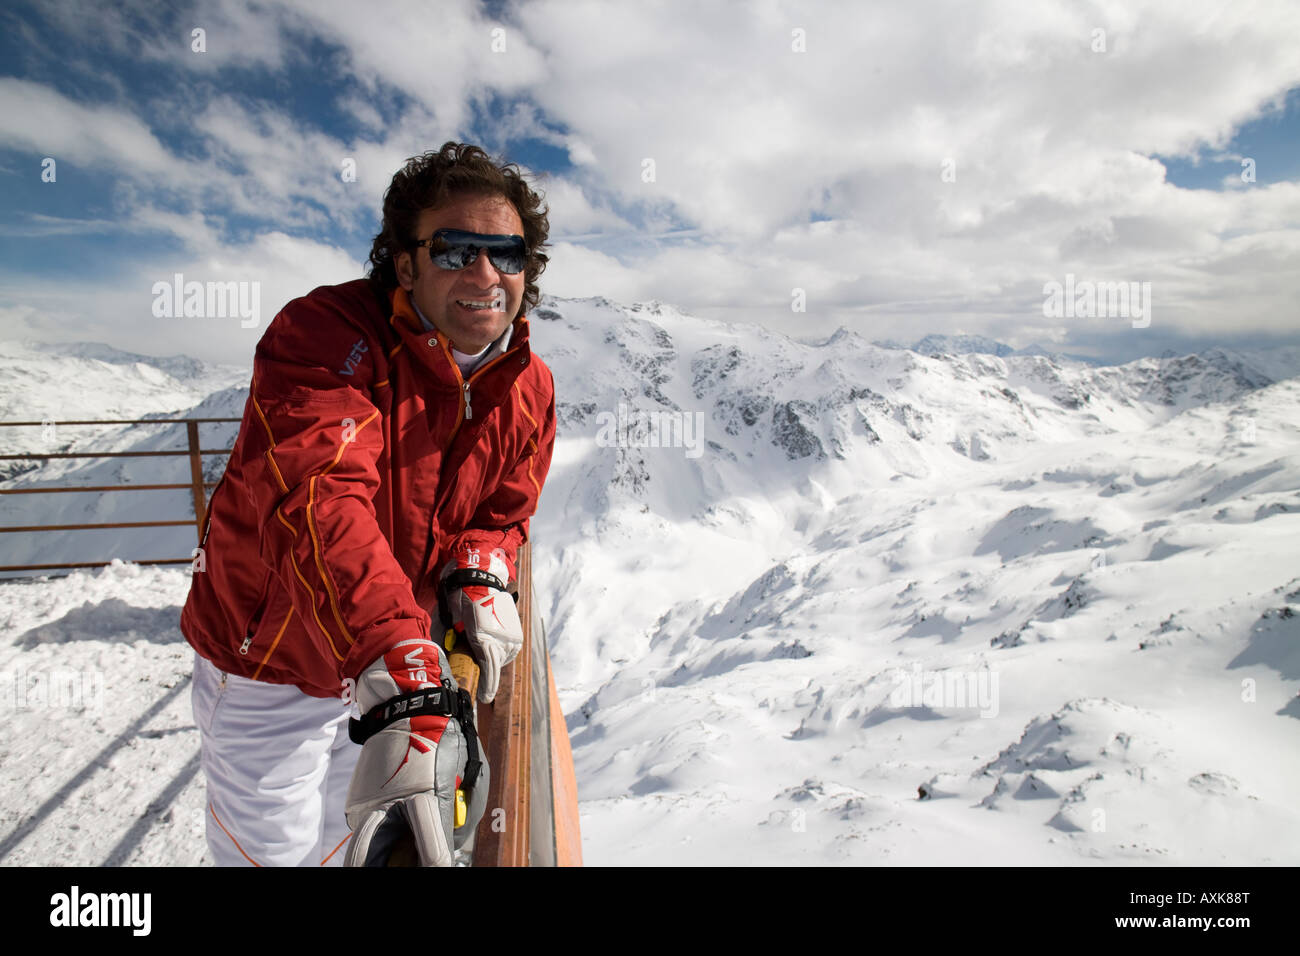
left=412, top=228, right=527, bottom=275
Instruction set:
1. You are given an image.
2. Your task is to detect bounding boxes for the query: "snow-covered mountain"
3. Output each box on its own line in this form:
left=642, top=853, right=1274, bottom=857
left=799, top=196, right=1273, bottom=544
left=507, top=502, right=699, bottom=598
left=526, top=296, right=1300, bottom=864
left=0, top=340, right=247, bottom=481
left=0, top=340, right=247, bottom=570
left=874, top=332, right=1018, bottom=358
left=1, top=295, right=1298, bottom=865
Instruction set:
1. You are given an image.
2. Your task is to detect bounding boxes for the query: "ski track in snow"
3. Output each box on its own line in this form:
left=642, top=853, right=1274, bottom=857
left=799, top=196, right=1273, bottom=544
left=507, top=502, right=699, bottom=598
left=2, top=303, right=1299, bottom=866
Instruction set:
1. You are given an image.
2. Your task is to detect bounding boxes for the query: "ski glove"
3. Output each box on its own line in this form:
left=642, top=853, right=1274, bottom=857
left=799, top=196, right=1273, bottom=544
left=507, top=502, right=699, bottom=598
left=439, top=546, right=523, bottom=705
left=344, top=639, right=486, bottom=866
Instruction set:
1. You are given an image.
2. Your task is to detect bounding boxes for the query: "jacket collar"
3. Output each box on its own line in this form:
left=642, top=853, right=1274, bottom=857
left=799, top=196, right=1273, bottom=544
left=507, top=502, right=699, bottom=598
left=387, top=285, right=532, bottom=390
left=411, top=299, right=514, bottom=373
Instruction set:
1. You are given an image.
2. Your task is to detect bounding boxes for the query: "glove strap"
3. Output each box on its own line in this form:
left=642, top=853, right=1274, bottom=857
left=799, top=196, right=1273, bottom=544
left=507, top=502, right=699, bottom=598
left=442, top=567, right=508, bottom=593
left=438, top=568, right=515, bottom=631
left=457, top=687, right=482, bottom=789
left=349, top=681, right=483, bottom=790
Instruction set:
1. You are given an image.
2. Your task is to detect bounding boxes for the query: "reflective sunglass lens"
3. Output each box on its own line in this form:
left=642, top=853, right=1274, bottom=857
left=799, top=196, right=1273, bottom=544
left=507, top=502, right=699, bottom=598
left=428, top=231, right=526, bottom=274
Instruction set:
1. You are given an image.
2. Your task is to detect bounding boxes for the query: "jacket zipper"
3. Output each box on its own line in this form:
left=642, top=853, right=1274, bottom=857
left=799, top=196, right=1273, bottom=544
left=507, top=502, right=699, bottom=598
left=435, top=333, right=516, bottom=446
left=199, top=472, right=228, bottom=548
left=418, top=325, right=527, bottom=580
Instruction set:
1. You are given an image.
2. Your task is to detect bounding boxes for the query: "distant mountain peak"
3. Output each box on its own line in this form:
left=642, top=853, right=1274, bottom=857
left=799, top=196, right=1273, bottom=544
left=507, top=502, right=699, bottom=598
left=890, top=333, right=1016, bottom=357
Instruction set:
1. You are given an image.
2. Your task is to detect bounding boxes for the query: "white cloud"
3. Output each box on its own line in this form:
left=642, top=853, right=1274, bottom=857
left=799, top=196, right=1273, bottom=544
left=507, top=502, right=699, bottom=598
left=536, top=174, right=637, bottom=238
left=0, top=231, right=364, bottom=367
left=541, top=241, right=649, bottom=303
left=506, top=0, right=1300, bottom=350
left=3, top=0, right=1298, bottom=364
left=0, top=79, right=175, bottom=175
left=273, top=0, right=549, bottom=133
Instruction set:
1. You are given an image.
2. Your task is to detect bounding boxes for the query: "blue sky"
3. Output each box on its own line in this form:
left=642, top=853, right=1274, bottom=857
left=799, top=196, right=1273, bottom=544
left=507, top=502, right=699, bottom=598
left=1158, top=87, right=1300, bottom=190
left=1, top=0, right=1298, bottom=367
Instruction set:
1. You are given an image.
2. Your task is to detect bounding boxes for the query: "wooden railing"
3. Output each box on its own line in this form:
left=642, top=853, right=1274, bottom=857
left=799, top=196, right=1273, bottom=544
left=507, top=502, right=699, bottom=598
left=471, top=541, right=582, bottom=866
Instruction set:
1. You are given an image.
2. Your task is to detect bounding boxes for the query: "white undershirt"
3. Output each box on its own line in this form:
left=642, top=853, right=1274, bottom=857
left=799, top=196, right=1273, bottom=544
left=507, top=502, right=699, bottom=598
left=412, top=302, right=513, bottom=377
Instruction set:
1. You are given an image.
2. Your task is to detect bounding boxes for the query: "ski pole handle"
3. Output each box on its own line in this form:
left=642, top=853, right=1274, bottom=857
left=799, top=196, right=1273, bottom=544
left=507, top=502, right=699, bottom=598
left=446, top=630, right=481, bottom=700
left=444, top=629, right=480, bottom=835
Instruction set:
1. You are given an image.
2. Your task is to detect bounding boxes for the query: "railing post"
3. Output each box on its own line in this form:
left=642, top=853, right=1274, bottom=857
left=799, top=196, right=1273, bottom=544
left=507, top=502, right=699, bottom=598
left=186, top=420, right=206, bottom=544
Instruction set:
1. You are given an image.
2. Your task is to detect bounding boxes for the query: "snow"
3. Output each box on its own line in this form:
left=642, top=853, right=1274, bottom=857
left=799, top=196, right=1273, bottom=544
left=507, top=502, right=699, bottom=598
left=0, top=562, right=206, bottom=865
left=1, top=296, right=1298, bottom=865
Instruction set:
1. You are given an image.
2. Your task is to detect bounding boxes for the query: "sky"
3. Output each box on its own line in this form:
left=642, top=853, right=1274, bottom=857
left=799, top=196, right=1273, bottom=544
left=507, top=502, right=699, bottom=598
left=1, top=0, right=1298, bottom=368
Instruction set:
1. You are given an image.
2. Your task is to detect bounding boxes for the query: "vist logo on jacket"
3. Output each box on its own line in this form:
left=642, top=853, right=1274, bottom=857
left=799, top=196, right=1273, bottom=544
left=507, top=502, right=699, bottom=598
left=339, top=338, right=368, bottom=376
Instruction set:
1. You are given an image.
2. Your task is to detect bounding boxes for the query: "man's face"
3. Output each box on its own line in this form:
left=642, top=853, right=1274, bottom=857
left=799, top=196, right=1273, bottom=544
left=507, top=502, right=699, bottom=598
left=396, top=192, right=526, bottom=354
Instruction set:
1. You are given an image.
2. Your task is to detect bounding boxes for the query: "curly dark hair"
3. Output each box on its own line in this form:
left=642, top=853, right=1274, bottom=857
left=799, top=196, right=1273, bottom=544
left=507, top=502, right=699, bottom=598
left=368, top=142, right=550, bottom=316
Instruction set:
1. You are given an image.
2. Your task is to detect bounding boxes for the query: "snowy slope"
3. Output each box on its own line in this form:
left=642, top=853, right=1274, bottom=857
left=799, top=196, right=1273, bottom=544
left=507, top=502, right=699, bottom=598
left=1, top=297, right=1298, bottom=866
left=525, top=297, right=1300, bottom=865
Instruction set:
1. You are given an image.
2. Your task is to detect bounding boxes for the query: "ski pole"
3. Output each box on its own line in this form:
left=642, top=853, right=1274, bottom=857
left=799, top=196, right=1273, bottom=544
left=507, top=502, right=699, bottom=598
left=445, top=627, right=480, bottom=832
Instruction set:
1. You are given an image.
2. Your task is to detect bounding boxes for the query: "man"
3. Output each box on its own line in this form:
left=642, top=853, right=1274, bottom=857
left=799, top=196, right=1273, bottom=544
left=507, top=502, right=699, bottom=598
left=180, top=142, right=557, bottom=867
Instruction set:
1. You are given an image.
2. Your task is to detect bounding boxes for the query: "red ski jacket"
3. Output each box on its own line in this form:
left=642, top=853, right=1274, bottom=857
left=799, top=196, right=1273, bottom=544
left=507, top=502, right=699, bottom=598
left=181, top=279, right=556, bottom=699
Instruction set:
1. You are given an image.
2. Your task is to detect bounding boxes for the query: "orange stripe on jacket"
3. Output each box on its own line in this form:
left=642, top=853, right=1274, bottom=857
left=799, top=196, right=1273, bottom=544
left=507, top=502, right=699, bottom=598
left=306, top=409, right=380, bottom=647
left=261, top=404, right=383, bottom=660
left=251, top=606, right=295, bottom=681
left=272, top=505, right=346, bottom=662
left=512, top=381, right=543, bottom=497
left=250, top=385, right=290, bottom=494
left=512, top=380, right=540, bottom=430
left=286, top=547, right=346, bottom=663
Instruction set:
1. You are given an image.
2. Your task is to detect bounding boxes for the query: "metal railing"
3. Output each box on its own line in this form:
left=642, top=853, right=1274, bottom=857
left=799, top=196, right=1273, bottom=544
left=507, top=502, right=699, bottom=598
left=0, top=417, right=240, bottom=573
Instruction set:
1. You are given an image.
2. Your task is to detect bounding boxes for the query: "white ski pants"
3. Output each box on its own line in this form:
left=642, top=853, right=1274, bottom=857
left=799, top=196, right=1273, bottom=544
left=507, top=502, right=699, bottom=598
left=191, top=652, right=360, bottom=867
